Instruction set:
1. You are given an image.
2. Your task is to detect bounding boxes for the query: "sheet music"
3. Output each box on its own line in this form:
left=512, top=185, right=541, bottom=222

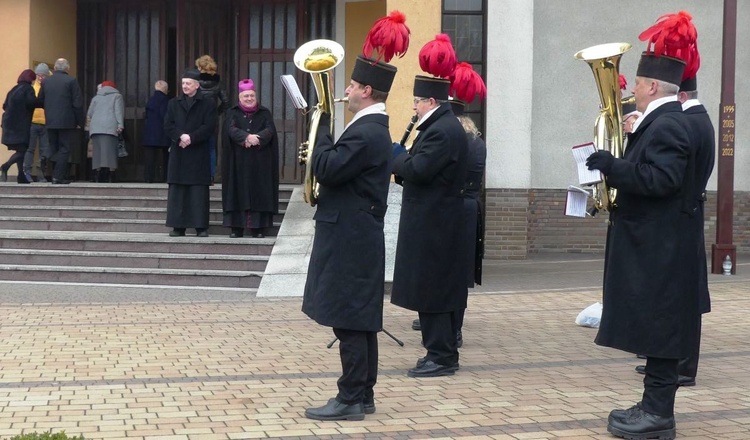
left=280, top=75, right=307, bottom=109
left=564, top=185, right=591, bottom=218
left=572, top=142, right=603, bottom=186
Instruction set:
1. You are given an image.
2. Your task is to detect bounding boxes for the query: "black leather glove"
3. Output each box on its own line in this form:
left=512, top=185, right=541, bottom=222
left=392, top=142, right=407, bottom=159
left=586, top=150, right=614, bottom=175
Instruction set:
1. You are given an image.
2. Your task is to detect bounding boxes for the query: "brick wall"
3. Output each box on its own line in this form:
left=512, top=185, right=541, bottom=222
left=485, top=189, right=750, bottom=259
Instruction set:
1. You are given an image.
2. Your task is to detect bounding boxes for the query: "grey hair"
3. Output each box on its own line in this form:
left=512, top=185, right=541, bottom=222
left=155, top=80, right=168, bottom=93
left=54, top=58, right=70, bottom=71
left=655, top=79, right=679, bottom=96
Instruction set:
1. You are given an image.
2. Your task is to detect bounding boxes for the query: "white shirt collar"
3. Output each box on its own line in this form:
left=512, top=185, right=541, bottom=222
left=342, top=102, right=387, bottom=134
left=682, top=98, right=701, bottom=111
left=631, top=95, right=678, bottom=132
left=416, top=105, right=441, bottom=128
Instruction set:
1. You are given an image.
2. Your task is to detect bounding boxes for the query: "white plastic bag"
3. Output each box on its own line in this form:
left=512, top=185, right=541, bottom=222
left=575, top=302, right=602, bottom=328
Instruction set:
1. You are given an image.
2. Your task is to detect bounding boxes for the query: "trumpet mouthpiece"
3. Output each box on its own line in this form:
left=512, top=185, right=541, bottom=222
left=335, top=97, right=349, bottom=103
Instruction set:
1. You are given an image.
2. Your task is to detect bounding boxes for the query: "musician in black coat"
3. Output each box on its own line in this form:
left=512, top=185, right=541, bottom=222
left=302, top=56, right=397, bottom=422
left=391, top=76, right=469, bottom=378
left=587, top=54, right=700, bottom=439
left=164, top=69, right=217, bottom=237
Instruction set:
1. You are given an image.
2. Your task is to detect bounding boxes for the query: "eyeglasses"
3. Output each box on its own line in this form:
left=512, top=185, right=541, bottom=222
left=413, top=97, right=430, bottom=105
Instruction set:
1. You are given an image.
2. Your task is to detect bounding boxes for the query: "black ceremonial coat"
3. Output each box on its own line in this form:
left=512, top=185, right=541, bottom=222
left=390, top=104, right=469, bottom=312
left=301, top=112, right=392, bottom=332
left=222, top=105, right=280, bottom=217
left=164, top=93, right=217, bottom=185
left=463, top=135, right=487, bottom=287
left=595, top=101, right=700, bottom=359
left=684, top=103, right=715, bottom=314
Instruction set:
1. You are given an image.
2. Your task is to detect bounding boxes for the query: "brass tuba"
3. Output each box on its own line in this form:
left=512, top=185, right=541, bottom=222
left=294, top=39, right=345, bottom=206
left=575, top=42, right=631, bottom=214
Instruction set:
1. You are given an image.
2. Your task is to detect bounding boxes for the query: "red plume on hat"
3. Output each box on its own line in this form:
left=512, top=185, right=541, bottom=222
left=362, top=10, right=410, bottom=63
left=419, top=34, right=457, bottom=78
left=618, top=74, right=627, bottom=90
left=450, top=62, right=486, bottom=103
left=639, top=10, right=700, bottom=80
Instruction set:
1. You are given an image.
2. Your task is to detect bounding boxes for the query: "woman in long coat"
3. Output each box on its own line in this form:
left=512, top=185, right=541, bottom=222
left=87, top=80, right=124, bottom=182
left=142, top=80, right=171, bottom=182
left=1, top=69, right=37, bottom=183
left=221, top=79, right=279, bottom=238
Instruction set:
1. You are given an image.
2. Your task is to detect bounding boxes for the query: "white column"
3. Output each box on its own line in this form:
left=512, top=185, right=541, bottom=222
left=485, top=0, right=534, bottom=189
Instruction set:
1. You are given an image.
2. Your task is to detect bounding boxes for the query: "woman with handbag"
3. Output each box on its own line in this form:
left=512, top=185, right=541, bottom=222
left=1, top=69, right=38, bottom=183
left=86, top=80, right=124, bottom=182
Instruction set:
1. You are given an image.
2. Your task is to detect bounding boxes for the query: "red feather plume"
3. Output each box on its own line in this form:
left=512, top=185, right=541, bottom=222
left=639, top=10, right=700, bottom=80
left=362, top=10, right=410, bottom=63
left=618, top=74, right=627, bottom=90
left=418, top=34, right=457, bottom=78
left=450, top=62, right=486, bottom=103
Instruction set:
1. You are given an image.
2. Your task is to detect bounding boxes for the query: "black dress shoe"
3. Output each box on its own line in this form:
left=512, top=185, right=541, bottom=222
left=169, top=229, right=185, bottom=237
left=304, top=398, right=365, bottom=421
left=52, top=179, right=71, bottom=184
left=412, top=318, right=421, bottom=330
left=608, top=402, right=641, bottom=424
left=416, top=357, right=459, bottom=371
left=229, top=228, right=244, bottom=238
left=607, top=407, right=675, bottom=440
left=408, top=360, right=457, bottom=377
left=196, top=229, right=209, bottom=237
left=363, top=398, right=375, bottom=414
left=456, top=330, right=463, bottom=348
left=635, top=365, right=645, bottom=375
left=637, top=354, right=647, bottom=359
left=678, top=375, right=696, bottom=387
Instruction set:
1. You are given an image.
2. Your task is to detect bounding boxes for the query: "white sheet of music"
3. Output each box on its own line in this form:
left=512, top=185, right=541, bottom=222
left=280, top=75, right=307, bottom=109
left=564, top=185, right=590, bottom=218
left=572, top=142, right=603, bottom=186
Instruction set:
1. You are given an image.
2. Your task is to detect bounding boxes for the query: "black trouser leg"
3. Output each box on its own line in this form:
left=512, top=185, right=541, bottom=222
left=419, top=311, right=458, bottom=366
left=678, top=318, right=701, bottom=378
left=333, top=328, right=377, bottom=405
left=452, top=308, right=466, bottom=334
left=641, top=357, right=678, bottom=418
left=144, top=148, right=156, bottom=182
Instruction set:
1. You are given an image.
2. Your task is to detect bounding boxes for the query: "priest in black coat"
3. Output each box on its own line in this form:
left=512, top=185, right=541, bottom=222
left=587, top=53, right=700, bottom=439
left=222, top=78, right=279, bottom=238
left=164, top=69, right=217, bottom=237
left=302, top=56, right=398, bottom=422
left=391, top=75, right=469, bottom=378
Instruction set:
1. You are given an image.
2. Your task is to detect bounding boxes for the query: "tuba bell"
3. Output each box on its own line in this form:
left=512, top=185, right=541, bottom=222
left=294, top=39, right=345, bottom=206
left=575, top=42, right=631, bottom=214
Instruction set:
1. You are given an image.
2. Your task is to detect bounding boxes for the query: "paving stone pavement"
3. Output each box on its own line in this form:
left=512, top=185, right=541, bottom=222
left=0, top=256, right=749, bottom=439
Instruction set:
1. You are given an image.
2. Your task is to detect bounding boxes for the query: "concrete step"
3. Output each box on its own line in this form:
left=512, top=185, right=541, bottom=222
left=0, top=182, right=298, bottom=197
left=0, top=249, right=269, bottom=271
left=0, top=194, right=291, bottom=211
left=0, top=205, right=285, bottom=223
left=0, top=264, right=262, bottom=288
left=0, top=216, right=281, bottom=235
left=0, top=230, right=275, bottom=256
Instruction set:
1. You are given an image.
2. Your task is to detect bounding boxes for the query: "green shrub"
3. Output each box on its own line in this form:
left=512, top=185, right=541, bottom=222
left=7, top=432, right=84, bottom=440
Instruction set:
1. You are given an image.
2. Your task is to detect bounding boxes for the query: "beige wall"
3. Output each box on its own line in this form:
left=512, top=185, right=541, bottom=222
left=342, top=0, right=441, bottom=144
left=0, top=0, right=76, bottom=167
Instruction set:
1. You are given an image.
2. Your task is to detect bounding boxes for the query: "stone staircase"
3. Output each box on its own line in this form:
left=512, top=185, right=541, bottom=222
left=0, top=183, right=294, bottom=292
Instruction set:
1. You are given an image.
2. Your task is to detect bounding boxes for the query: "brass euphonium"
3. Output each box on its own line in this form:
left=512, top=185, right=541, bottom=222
left=575, top=42, right=632, bottom=214
left=294, top=39, right=345, bottom=206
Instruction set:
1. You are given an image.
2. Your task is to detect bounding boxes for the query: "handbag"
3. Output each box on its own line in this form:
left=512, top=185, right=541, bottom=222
left=117, top=134, right=128, bottom=158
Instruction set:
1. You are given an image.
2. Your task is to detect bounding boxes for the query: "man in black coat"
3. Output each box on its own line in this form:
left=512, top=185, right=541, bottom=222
left=634, top=75, right=715, bottom=386
left=587, top=53, right=700, bottom=439
left=302, top=56, right=398, bottom=421
left=164, top=69, right=217, bottom=237
left=38, top=58, right=83, bottom=184
left=391, top=75, right=469, bottom=378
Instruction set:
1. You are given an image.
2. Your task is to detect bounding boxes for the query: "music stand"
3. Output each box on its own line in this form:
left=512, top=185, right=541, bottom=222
left=327, top=327, right=404, bottom=349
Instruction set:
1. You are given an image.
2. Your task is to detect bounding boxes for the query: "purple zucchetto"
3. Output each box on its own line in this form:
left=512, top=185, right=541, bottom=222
left=238, top=79, right=255, bottom=93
